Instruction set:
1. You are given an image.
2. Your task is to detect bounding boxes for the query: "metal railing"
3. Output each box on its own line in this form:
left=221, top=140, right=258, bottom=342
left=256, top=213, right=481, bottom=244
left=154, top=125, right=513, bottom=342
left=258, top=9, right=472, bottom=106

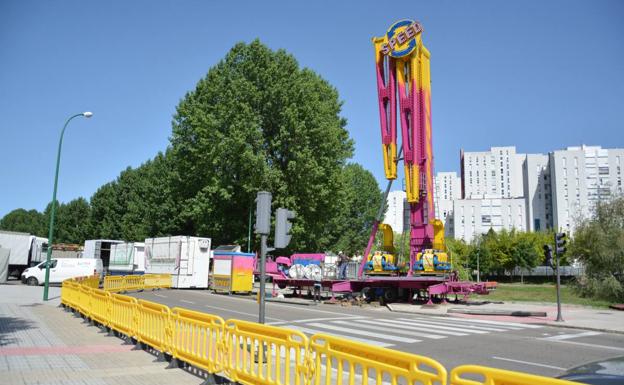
left=60, top=276, right=580, bottom=385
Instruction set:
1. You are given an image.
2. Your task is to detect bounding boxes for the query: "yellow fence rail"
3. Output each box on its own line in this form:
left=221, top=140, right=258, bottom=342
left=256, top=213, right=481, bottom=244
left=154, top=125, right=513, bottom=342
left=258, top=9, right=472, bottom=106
left=60, top=276, right=578, bottom=385
left=450, top=365, right=581, bottom=385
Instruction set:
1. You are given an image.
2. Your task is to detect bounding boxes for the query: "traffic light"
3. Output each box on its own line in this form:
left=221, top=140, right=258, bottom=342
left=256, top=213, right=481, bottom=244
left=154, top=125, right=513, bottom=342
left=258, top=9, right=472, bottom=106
left=254, top=191, right=272, bottom=235
left=555, top=232, right=567, bottom=256
left=543, top=244, right=553, bottom=268
left=274, top=208, right=295, bottom=249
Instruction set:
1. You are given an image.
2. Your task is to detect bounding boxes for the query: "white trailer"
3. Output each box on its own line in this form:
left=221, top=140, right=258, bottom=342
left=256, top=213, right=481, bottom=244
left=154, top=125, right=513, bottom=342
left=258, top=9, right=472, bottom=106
left=108, top=242, right=145, bottom=275
left=144, top=236, right=211, bottom=288
left=0, top=231, right=48, bottom=277
left=83, top=239, right=123, bottom=270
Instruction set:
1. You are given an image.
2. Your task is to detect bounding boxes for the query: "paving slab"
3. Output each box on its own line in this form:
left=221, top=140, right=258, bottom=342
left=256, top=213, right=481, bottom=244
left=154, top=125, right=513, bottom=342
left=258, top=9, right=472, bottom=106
left=0, top=283, right=202, bottom=385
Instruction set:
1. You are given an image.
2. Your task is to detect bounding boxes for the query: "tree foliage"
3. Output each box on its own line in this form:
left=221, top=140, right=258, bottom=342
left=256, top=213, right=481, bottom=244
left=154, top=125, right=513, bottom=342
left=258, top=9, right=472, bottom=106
left=0, top=208, right=46, bottom=236
left=331, top=164, right=382, bottom=255
left=570, top=195, right=624, bottom=301
left=169, top=40, right=354, bottom=251
left=43, top=198, right=91, bottom=244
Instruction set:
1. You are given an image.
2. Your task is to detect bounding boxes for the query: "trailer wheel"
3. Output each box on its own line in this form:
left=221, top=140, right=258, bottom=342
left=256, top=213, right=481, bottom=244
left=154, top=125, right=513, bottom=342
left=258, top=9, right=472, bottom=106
left=26, top=277, right=39, bottom=286
left=383, top=288, right=398, bottom=303
left=361, top=287, right=375, bottom=303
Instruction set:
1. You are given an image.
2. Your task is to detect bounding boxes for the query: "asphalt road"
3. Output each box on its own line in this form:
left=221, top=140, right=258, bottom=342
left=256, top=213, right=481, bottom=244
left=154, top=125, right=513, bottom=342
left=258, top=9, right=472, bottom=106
left=129, top=289, right=624, bottom=378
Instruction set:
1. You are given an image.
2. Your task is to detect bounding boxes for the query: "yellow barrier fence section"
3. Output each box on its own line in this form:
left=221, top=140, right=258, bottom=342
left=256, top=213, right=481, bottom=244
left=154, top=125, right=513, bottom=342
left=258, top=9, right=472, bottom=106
left=135, top=299, right=172, bottom=354
left=109, top=293, right=138, bottom=337
left=103, top=276, right=125, bottom=292
left=60, top=275, right=582, bottom=385
left=224, top=319, right=309, bottom=385
left=170, top=307, right=225, bottom=375
left=123, top=275, right=146, bottom=291
left=77, top=285, right=92, bottom=317
left=89, top=288, right=111, bottom=326
left=450, top=365, right=580, bottom=385
left=145, top=274, right=172, bottom=290
left=309, top=334, right=447, bottom=385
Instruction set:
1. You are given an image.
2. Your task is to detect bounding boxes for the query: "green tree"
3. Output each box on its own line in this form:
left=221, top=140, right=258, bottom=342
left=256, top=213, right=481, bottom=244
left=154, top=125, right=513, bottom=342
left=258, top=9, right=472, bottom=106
left=331, top=163, right=382, bottom=255
left=169, top=40, right=353, bottom=251
left=0, top=208, right=46, bottom=236
left=570, top=195, right=624, bottom=301
left=43, top=198, right=91, bottom=244
left=89, top=182, right=123, bottom=239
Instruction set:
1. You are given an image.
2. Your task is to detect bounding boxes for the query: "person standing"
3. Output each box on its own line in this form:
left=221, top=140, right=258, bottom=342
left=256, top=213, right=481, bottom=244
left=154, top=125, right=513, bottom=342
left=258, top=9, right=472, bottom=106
left=337, top=251, right=349, bottom=279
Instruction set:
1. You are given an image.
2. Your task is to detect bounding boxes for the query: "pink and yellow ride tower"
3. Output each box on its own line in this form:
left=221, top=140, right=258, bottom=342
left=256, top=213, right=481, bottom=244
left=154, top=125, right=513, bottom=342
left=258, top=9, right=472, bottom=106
left=373, top=20, right=449, bottom=275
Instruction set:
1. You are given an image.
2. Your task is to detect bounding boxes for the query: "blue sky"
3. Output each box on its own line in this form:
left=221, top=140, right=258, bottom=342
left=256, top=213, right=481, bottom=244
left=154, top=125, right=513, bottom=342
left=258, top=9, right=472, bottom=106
left=1, top=0, right=623, bottom=218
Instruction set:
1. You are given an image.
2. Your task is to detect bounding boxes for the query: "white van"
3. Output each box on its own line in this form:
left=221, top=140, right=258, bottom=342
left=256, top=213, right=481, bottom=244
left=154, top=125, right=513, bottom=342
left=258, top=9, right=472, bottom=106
left=20, top=258, right=103, bottom=286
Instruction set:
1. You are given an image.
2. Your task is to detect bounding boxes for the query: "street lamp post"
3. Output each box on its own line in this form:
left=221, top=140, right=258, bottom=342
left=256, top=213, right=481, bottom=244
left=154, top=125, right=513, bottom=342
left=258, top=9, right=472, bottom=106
left=43, top=112, right=93, bottom=301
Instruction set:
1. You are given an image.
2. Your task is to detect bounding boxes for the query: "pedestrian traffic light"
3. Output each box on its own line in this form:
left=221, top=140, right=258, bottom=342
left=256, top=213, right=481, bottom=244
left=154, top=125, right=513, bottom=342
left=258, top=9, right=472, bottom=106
left=254, top=191, right=272, bottom=235
left=555, top=232, right=567, bottom=256
left=274, top=207, right=295, bottom=249
left=543, top=244, right=553, bottom=268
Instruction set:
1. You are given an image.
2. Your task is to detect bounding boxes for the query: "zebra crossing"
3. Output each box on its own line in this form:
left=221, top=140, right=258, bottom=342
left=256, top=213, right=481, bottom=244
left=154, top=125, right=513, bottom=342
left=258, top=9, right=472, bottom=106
left=269, top=315, right=541, bottom=348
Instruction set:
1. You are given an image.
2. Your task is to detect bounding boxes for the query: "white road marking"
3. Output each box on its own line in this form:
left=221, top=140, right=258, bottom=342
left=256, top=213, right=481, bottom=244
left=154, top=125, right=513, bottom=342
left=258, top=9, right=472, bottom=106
left=545, top=340, right=624, bottom=352
left=492, top=356, right=565, bottom=371
left=268, top=316, right=366, bottom=326
left=153, top=294, right=168, bottom=298
left=391, top=318, right=489, bottom=334
left=376, top=319, right=468, bottom=336
left=430, top=316, right=542, bottom=329
left=287, top=325, right=393, bottom=347
left=543, top=331, right=602, bottom=341
left=307, top=323, right=421, bottom=343
left=202, top=304, right=285, bottom=322
left=180, top=299, right=194, bottom=304
left=398, top=317, right=512, bottom=332
left=332, top=320, right=446, bottom=339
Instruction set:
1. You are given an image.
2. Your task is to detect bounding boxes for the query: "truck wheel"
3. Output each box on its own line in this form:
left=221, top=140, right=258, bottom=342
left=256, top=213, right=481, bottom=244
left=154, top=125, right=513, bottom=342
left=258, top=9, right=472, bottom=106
left=26, top=277, right=39, bottom=286
left=383, top=288, right=398, bottom=303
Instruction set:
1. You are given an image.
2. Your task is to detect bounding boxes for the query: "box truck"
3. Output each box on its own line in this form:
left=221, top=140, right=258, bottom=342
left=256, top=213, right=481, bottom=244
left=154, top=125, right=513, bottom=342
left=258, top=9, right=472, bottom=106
left=144, top=236, right=211, bottom=288
left=82, top=239, right=123, bottom=271
left=108, top=242, right=145, bottom=275
left=0, top=230, right=48, bottom=277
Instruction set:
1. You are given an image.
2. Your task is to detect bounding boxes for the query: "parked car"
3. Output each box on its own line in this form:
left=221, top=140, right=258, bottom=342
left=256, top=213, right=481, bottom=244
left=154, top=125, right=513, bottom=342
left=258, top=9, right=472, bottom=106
left=557, top=355, right=624, bottom=384
left=21, top=258, right=103, bottom=286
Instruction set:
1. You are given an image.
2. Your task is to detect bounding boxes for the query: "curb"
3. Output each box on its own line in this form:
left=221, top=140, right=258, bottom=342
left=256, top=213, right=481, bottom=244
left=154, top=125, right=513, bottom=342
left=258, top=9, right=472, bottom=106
left=265, top=298, right=317, bottom=306
left=447, top=308, right=547, bottom=317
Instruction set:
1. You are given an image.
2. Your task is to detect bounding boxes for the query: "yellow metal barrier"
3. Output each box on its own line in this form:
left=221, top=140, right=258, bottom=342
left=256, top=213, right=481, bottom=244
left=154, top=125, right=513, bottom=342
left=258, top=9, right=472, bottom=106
left=450, top=365, right=579, bottom=385
left=77, top=285, right=93, bottom=317
left=109, top=293, right=138, bottom=337
left=310, top=334, right=447, bottom=385
left=170, top=307, right=225, bottom=375
left=224, top=319, right=309, bottom=385
left=103, top=276, right=125, bottom=292
left=123, top=275, right=146, bottom=291
left=89, top=288, right=111, bottom=326
left=135, top=299, right=172, bottom=353
left=61, top=279, right=79, bottom=309
left=144, top=274, right=172, bottom=290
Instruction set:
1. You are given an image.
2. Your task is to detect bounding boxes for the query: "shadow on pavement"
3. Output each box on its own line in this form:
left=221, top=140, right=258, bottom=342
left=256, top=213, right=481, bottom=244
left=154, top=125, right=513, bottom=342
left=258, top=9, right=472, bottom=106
left=0, top=316, right=37, bottom=346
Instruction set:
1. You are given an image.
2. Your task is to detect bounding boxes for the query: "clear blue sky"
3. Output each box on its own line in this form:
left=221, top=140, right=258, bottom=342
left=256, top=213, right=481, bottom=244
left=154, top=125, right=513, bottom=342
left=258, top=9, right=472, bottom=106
left=1, top=0, right=623, bottom=218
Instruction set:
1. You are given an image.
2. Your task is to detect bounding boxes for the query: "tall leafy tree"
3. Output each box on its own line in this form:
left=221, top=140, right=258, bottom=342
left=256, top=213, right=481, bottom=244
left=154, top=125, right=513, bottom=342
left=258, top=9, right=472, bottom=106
left=331, top=163, right=382, bottom=255
left=0, top=208, right=46, bottom=236
left=170, top=40, right=353, bottom=250
left=43, top=198, right=91, bottom=244
left=571, top=195, right=624, bottom=301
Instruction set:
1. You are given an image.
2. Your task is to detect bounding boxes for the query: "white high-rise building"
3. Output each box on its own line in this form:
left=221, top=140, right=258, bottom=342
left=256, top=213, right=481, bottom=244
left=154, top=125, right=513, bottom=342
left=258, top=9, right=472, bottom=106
left=383, top=190, right=407, bottom=232
left=461, top=146, right=525, bottom=199
left=453, top=197, right=526, bottom=243
left=434, top=172, right=461, bottom=236
left=523, top=154, right=553, bottom=231
left=550, top=145, right=624, bottom=234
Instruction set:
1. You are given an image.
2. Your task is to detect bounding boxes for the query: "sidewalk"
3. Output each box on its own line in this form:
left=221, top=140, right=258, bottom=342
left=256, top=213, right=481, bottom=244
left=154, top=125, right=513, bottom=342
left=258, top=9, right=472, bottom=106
left=0, top=283, right=200, bottom=385
left=387, top=301, right=624, bottom=333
